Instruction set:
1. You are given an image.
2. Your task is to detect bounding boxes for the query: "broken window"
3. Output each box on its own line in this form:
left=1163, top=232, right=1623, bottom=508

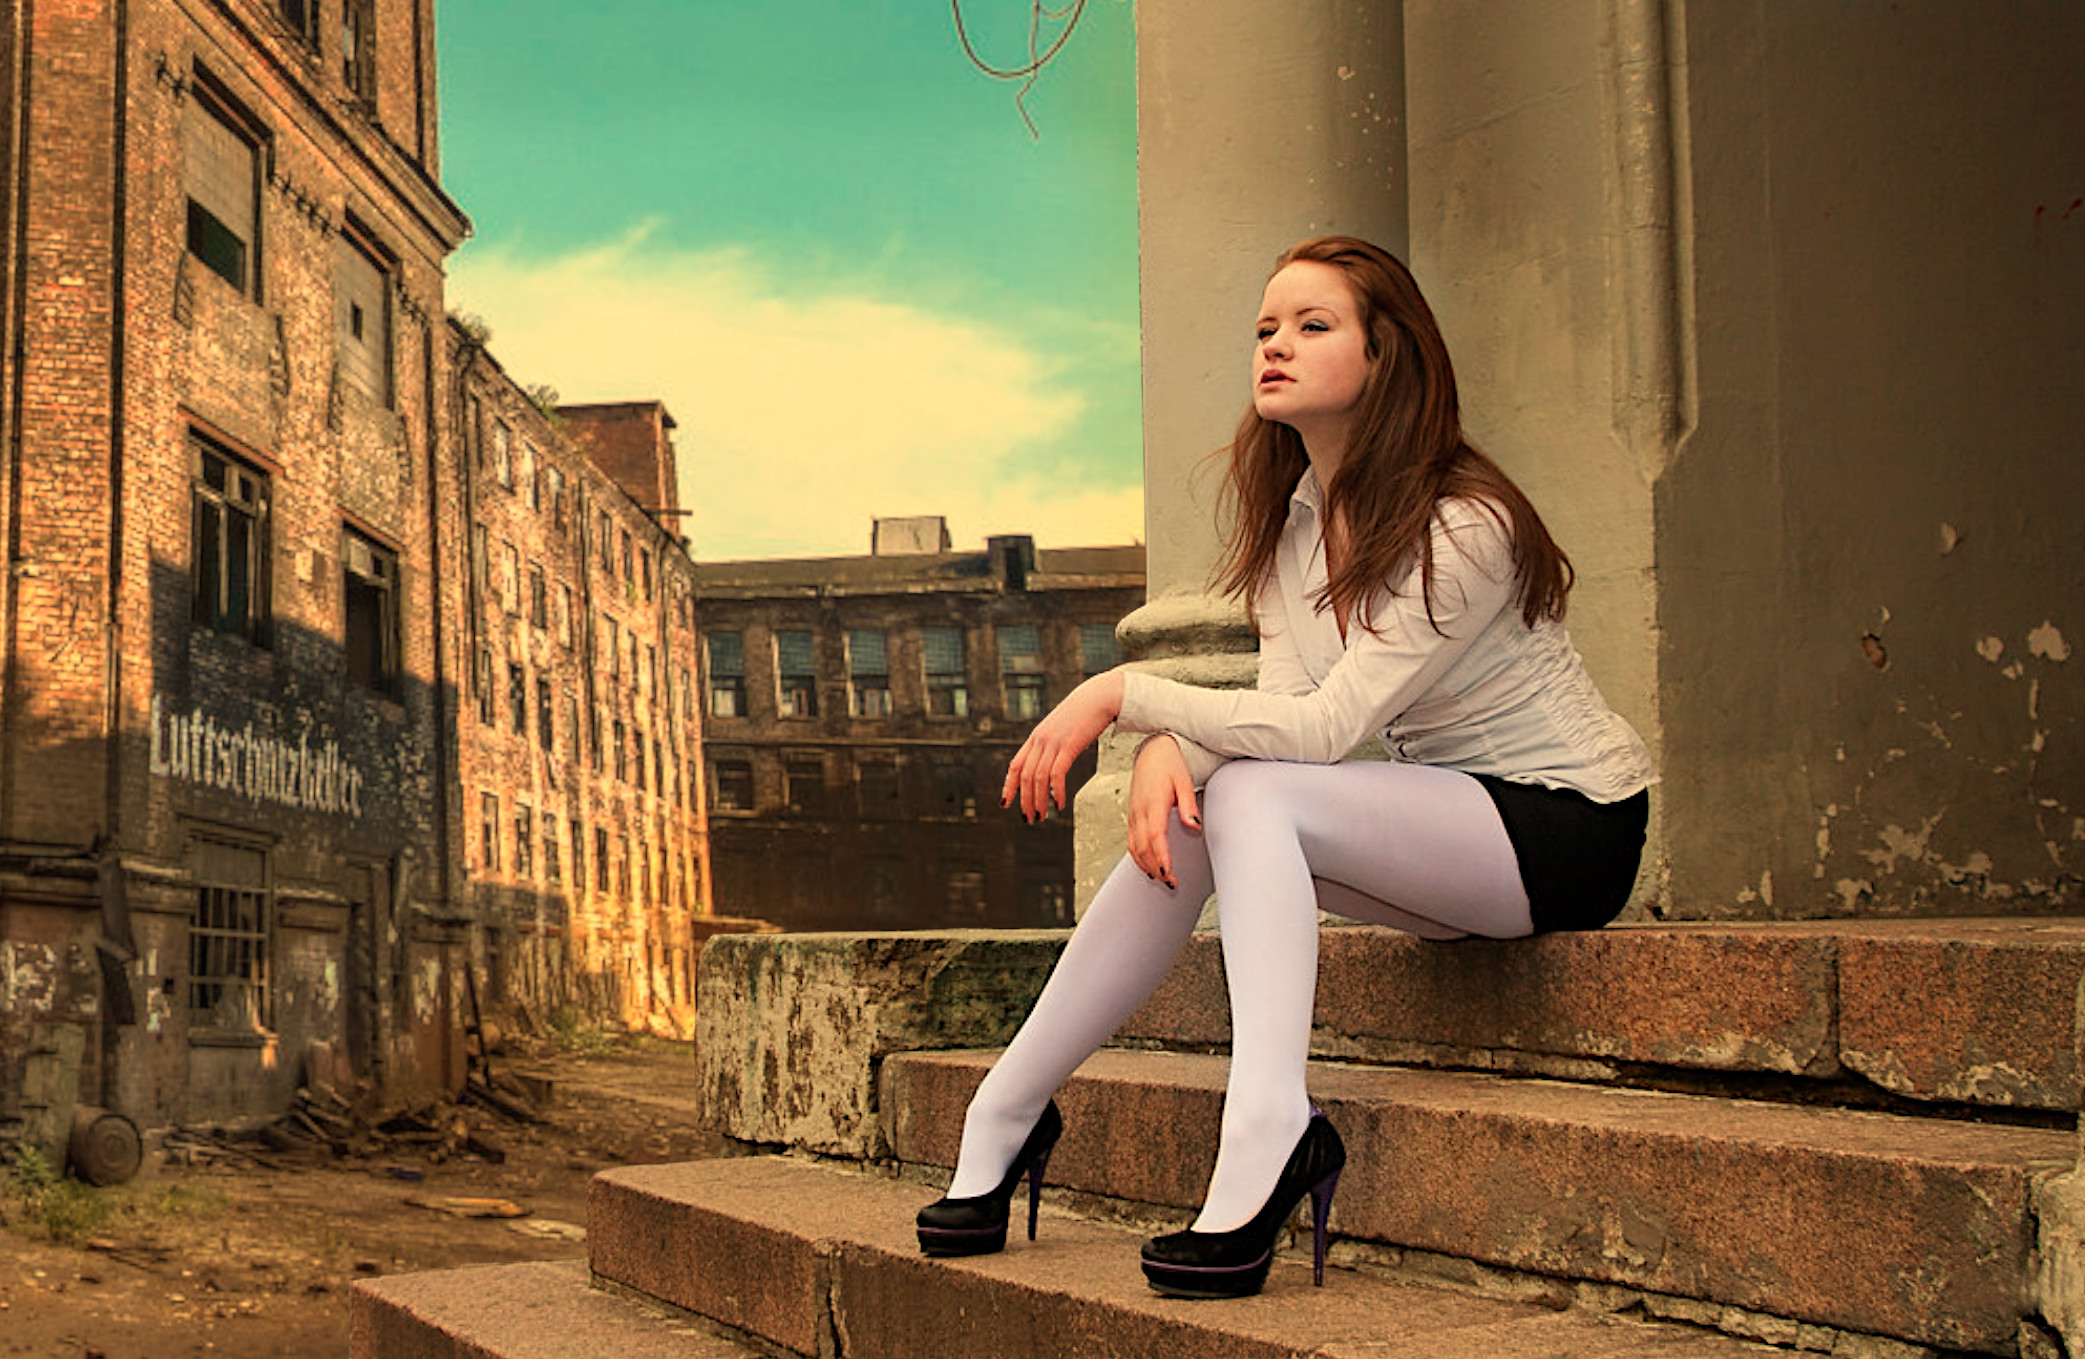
left=847, top=629, right=892, bottom=718
left=776, top=630, right=817, bottom=718
left=711, top=759, right=754, bottom=813
left=923, top=626, right=968, bottom=718
left=514, top=802, right=534, bottom=880
left=343, top=528, right=400, bottom=696
left=185, top=79, right=260, bottom=296
left=335, top=220, right=392, bottom=404
left=341, top=0, right=376, bottom=105
left=705, top=632, right=745, bottom=718
left=192, top=436, right=271, bottom=645
left=189, top=838, right=269, bottom=1033
left=998, top=623, right=1045, bottom=720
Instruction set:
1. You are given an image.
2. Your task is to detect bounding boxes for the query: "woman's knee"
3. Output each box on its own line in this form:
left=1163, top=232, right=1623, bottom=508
left=1202, top=759, right=1304, bottom=833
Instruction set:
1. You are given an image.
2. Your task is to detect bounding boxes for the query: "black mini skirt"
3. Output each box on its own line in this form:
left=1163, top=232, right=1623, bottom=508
left=1470, top=774, right=1650, bottom=934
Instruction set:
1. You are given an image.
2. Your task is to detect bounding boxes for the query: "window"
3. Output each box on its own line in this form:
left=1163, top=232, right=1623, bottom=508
left=546, top=465, right=567, bottom=528
left=864, top=857, right=904, bottom=926
left=475, top=646, right=495, bottom=725
left=706, top=632, right=745, bottom=718
left=514, top=803, right=534, bottom=880
left=563, top=691, right=581, bottom=764
left=508, top=662, right=527, bottom=736
left=998, top=624, right=1045, bottom=720
left=192, top=437, right=270, bottom=644
left=712, top=759, right=754, bottom=813
left=594, top=827, right=610, bottom=891
left=785, top=757, right=824, bottom=816
left=499, top=541, right=520, bottom=614
left=776, top=630, right=817, bottom=718
left=341, top=0, right=375, bottom=104
left=521, top=443, right=539, bottom=510
left=633, top=725, right=648, bottom=792
left=588, top=706, right=604, bottom=772
left=603, top=615, right=621, bottom=680
left=543, top=811, right=562, bottom=885
left=536, top=677, right=555, bottom=751
left=1079, top=622, right=1123, bottom=676
left=481, top=792, right=501, bottom=871
left=856, top=756, right=902, bottom=818
left=942, top=862, right=989, bottom=918
left=343, top=528, right=400, bottom=695
left=597, top=510, right=613, bottom=572
left=529, top=564, right=547, bottom=629
left=185, top=81, right=259, bottom=296
left=336, top=223, right=392, bottom=403
left=620, top=531, right=634, bottom=586
left=648, top=644, right=659, bottom=702
left=613, top=719, right=627, bottom=782
left=923, top=626, right=968, bottom=718
left=1024, top=876, right=1073, bottom=927
left=933, top=756, right=977, bottom=819
left=189, top=838, right=268, bottom=1032
left=640, top=548, right=652, bottom=600
left=571, top=817, right=586, bottom=889
left=617, top=835, right=631, bottom=897
left=277, top=0, right=318, bottom=45
left=847, top=629, right=893, bottom=717
left=493, top=421, right=513, bottom=489
left=557, top=584, right=575, bottom=646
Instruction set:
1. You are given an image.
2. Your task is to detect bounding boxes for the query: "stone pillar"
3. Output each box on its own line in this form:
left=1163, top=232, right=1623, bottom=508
left=1076, top=1, right=1408, bottom=908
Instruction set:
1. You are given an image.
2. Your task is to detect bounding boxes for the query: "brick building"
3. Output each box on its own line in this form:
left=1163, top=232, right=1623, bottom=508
left=0, top=0, right=712, bottom=1136
left=694, top=524, right=1142, bottom=931
left=447, top=346, right=712, bottom=1037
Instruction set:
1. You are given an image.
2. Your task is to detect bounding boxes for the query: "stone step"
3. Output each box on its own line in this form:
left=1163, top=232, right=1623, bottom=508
left=587, top=1154, right=1785, bottom=1359
left=693, top=920, right=2085, bottom=1167
left=883, top=1048, right=2077, bottom=1355
left=350, top=1259, right=767, bottom=1359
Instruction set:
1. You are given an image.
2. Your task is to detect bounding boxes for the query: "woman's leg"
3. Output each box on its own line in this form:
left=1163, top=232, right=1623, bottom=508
left=945, top=813, right=1213, bottom=1197
left=1192, top=760, right=1529, bottom=1231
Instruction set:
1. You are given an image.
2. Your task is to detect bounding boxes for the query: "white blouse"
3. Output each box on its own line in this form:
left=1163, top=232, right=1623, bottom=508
left=1117, top=469, right=1656, bottom=804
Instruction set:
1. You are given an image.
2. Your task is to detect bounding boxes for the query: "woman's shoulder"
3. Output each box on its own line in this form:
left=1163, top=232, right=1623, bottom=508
left=1431, top=495, right=1515, bottom=568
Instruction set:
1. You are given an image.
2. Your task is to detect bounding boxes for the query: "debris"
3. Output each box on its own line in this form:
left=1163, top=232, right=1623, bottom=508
left=506, top=1218, right=585, bottom=1242
left=403, top=1195, right=529, bottom=1220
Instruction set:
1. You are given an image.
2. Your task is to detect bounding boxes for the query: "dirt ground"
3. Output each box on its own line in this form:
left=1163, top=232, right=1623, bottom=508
left=0, top=1039, right=729, bottom=1359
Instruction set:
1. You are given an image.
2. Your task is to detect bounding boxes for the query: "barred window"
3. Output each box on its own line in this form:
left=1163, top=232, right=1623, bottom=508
left=776, top=630, right=817, bottom=718
left=189, top=839, right=268, bottom=1032
left=998, top=624, right=1045, bottom=720
left=847, top=629, right=892, bottom=718
left=706, top=632, right=745, bottom=718
left=185, top=81, right=259, bottom=295
left=192, top=437, right=270, bottom=645
left=1079, top=622, right=1123, bottom=676
left=923, top=626, right=968, bottom=718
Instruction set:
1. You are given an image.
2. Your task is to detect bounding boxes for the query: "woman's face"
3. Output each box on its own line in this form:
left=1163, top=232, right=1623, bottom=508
left=1251, top=260, right=1371, bottom=449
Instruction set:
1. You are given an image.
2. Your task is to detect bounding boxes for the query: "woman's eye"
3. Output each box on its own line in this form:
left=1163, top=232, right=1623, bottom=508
left=1302, top=320, right=1329, bottom=333
left=1255, top=326, right=1276, bottom=341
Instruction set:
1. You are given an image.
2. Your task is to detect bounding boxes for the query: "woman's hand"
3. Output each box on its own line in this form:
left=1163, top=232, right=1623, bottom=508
left=1126, top=735, right=1200, bottom=888
left=1003, top=670, right=1126, bottom=821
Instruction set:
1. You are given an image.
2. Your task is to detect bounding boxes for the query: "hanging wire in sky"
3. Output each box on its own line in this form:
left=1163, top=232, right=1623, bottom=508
left=949, top=0, right=1091, bottom=138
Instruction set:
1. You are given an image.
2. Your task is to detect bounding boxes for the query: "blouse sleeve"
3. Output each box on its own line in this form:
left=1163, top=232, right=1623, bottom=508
left=1117, top=501, right=1517, bottom=763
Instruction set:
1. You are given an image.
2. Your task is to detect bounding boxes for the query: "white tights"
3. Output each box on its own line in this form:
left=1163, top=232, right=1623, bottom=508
left=947, top=759, right=1532, bottom=1232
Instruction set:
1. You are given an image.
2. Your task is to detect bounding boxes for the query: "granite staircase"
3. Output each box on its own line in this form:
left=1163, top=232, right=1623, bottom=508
left=353, top=918, right=2085, bottom=1359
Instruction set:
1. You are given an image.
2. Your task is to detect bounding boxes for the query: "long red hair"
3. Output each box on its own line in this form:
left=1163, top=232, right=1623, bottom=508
left=1212, top=236, right=1572, bottom=631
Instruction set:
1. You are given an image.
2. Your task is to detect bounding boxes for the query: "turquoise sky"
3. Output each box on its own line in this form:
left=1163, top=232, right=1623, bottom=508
left=437, top=0, right=1143, bottom=558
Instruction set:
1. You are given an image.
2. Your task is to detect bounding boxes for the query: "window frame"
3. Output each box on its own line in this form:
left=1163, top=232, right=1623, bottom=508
left=342, top=525, right=402, bottom=697
left=184, top=74, right=263, bottom=299
left=191, top=434, right=272, bottom=647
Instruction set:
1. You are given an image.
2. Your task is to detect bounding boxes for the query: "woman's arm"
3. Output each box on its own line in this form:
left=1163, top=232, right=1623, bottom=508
left=1118, top=502, right=1516, bottom=763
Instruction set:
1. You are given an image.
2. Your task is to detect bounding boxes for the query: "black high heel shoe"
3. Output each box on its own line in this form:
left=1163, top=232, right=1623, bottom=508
left=1140, top=1108, right=1345, bottom=1299
left=916, top=1100, right=1064, bottom=1257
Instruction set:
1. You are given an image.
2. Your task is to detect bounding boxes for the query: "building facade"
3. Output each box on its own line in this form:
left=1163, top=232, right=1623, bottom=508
left=0, top=0, right=712, bottom=1135
left=694, top=526, right=1142, bottom=932
left=446, top=351, right=712, bottom=1037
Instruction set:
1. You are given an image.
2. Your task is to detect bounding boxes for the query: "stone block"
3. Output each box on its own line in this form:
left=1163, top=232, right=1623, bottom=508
left=693, top=930, right=1067, bottom=1156
left=887, top=1048, right=2074, bottom=1353
left=1836, top=922, right=2085, bottom=1109
left=349, top=1259, right=760, bottom=1359
left=1120, top=924, right=1840, bottom=1076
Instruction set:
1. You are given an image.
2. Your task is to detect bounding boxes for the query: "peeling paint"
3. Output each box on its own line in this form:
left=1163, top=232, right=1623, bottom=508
left=2029, top=622, right=2072, bottom=662
left=1, top=943, right=59, bottom=1012
left=1834, top=878, right=1873, bottom=909
left=1977, top=636, right=2006, bottom=664
left=1863, top=816, right=1941, bottom=874
left=1939, top=522, right=1961, bottom=553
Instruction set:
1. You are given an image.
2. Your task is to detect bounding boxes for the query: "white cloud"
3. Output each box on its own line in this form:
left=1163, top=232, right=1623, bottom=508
left=449, top=229, right=1143, bottom=559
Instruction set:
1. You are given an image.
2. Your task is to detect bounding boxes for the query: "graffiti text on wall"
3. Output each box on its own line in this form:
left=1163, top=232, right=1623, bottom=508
left=148, top=695, right=366, bottom=818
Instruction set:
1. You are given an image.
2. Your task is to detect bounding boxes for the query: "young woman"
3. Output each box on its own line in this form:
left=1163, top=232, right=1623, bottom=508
left=915, top=236, right=1655, bottom=1299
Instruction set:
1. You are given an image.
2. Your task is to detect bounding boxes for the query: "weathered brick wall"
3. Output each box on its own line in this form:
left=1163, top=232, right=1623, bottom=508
left=450, top=344, right=710, bottom=1039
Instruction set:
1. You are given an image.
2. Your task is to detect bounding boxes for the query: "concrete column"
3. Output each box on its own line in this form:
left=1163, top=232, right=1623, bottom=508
left=1076, top=1, right=1407, bottom=907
